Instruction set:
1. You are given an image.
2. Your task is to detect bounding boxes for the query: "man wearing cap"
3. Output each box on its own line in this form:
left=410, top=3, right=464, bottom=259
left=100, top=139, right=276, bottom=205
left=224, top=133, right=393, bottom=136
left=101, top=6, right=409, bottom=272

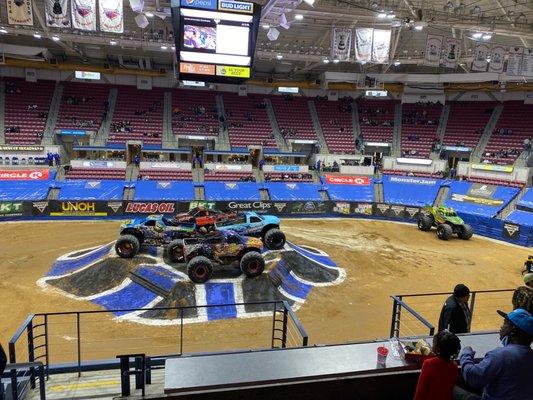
left=438, top=284, right=472, bottom=334
left=512, top=273, right=533, bottom=314
left=454, top=308, right=533, bottom=400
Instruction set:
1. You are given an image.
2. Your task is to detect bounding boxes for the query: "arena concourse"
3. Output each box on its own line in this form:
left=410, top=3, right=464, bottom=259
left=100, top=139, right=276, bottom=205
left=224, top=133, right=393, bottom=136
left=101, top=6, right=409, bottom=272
left=0, top=0, right=532, bottom=399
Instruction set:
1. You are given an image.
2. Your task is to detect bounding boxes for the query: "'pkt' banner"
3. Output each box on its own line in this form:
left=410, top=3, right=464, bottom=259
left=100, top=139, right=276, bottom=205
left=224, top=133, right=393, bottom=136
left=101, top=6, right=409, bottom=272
left=49, top=201, right=108, bottom=216
left=324, top=175, right=370, bottom=185
left=124, top=202, right=176, bottom=214
left=0, top=202, right=26, bottom=217
left=0, top=169, right=49, bottom=180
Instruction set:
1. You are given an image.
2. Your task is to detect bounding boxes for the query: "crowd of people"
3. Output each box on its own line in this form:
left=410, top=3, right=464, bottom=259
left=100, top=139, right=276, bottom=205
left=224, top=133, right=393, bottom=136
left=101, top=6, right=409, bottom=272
left=111, top=120, right=133, bottom=133
left=64, top=95, right=95, bottom=105
left=483, top=148, right=521, bottom=160
left=264, top=173, right=312, bottom=182
left=46, top=152, right=61, bottom=167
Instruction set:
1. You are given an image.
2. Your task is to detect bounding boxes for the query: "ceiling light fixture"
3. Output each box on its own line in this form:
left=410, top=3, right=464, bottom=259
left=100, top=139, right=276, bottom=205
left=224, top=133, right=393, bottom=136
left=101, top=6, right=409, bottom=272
left=0, top=28, right=7, bottom=34
left=52, top=36, right=60, bottom=41
left=109, top=40, right=117, bottom=45
left=276, top=54, right=283, bottom=59
left=294, top=14, right=303, bottom=20
left=378, top=12, right=387, bottom=19
left=333, top=59, right=340, bottom=63
left=33, top=33, right=42, bottom=39
left=161, top=45, right=168, bottom=50
left=472, top=32, right=482, bottom=39
left=482, top=33, right=492, bottom=40
left=145, top=12, right=154, bottom=18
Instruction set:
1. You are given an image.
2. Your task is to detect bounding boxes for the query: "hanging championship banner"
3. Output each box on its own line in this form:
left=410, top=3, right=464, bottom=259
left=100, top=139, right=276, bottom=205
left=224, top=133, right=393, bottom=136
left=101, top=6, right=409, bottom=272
left=371, top=29, right=391, bottom=63
left=46, top=0, right=71, bottom=27
left=424, top=35, right=442, bottom=66
left=471, top=42, right=490, bottom=72
left=99, top=0, right=123, bottom=33
left=506, top=47, right=524, bottom=76
left=355, top=28, right=373, bottom=62
left=443, top=37, right=461, bottom=68
left=331, top=28, right=352, bottom=61
left=71, top=0, right=96, bottom=31
left=521, top=48, right=533, bottom=77
left=6, top=0, right=34, bottom=26
left=488, top=44, right=506, bottom=73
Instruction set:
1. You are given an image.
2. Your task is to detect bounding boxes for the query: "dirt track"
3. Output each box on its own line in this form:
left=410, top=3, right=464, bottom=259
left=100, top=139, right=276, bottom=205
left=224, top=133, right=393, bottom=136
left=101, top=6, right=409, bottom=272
left=0, top=219, right=528, bottom=363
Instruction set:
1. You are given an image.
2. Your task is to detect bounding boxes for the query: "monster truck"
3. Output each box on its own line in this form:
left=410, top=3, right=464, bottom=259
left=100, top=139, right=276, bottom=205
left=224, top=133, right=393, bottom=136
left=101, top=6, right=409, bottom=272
left=417, top=205, right=474, bottom=241
left=215, top=212, right=286, bottom=250
left=183, top=230, right=265, bottom=283
left=174, top=207, right=237, bottom=224
left=115, top=215, right=196, bottom=261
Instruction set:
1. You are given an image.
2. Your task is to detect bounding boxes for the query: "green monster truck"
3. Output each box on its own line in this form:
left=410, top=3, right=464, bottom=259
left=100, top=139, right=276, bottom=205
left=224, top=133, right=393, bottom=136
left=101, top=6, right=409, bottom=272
left=417, top=205, right=474, bottom=241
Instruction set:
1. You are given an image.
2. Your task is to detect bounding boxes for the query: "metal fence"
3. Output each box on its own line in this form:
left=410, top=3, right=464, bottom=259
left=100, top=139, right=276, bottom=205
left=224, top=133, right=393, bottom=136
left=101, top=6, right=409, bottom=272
left=390, top=289, right=515, bottom=338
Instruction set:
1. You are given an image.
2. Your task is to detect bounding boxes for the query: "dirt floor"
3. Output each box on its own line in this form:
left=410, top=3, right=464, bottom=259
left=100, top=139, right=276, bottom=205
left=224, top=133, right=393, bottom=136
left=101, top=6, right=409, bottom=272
left=0, top=219, right=529, bottom=363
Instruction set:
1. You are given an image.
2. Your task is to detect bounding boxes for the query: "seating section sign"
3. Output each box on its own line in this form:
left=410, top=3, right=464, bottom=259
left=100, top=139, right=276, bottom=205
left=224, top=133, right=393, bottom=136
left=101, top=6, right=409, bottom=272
left=0, top=169, right=49, bottom=180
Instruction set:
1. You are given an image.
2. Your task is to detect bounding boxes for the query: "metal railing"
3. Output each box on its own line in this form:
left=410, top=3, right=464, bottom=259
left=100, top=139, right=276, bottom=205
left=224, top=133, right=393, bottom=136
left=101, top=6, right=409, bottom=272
left=2, top=361, right=46, bottom=400
left=9, top=301, right=307, bottom=380
left=390, top=288, right=515, bottom=338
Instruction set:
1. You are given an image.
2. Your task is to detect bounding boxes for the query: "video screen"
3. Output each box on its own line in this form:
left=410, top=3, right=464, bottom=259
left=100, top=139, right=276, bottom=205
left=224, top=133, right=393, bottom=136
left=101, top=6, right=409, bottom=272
left=183, top=25, right=217, bottom=51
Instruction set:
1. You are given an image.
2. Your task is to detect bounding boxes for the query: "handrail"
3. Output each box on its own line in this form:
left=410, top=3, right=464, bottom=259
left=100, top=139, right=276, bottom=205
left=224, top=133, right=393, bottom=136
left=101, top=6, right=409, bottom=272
left=390, top=296, right=435, bottom=338
left=283, top=300, right=309, bottom=346
left=4, top=361, right=46, bottom=400
left=390, top=296, right=435, bottom=332
left=393, top=288, right=514, bottom=298
left=9, top=314, right=35, bottom=363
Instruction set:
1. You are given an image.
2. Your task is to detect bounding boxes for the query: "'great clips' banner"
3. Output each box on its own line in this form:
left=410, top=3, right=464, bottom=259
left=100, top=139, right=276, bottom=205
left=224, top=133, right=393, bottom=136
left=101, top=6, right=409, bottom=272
left=6, top=0, right=33, bottom=26
left=71, top=0, right=96, bottom=31
left=99, top=0, right=123, bottom=33
left=46, top=0, right=71, bottom=27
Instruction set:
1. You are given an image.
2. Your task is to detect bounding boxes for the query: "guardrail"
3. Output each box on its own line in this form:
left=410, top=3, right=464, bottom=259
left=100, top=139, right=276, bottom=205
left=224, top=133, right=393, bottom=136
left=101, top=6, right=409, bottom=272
left=9, top=301, right=307, bottom=379
left=390, top=289, right=515, bottom=338
left=2, top=361, right=46, bottom=400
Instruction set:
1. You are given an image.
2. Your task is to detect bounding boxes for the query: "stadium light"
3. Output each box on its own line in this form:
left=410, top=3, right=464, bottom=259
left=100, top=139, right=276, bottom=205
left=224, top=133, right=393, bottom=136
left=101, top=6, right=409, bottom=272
left=0, top=28, right=7, bottom=34
left=109, top=40, right=117, bottom=45
left=294, top=14, right=304, bottom=20
left=262, top=24, right=270, bottom=29
left=161, top=45, right=168, bottom=50
left=52, top=36, right=60, bottom=42
left=472, top=32, right=482, bottom=39
left=145, top=12, right=154, bottom=18
left=378, top=12, right=387, bottom=19
left=33, top=33, right=42, bottom=39
left=323, top=59, right=330, bottom=64
left=303, top=0, right=315, bottom=6
left=482, top=33, right=492, bottom=40
left=276, top=54, right=283, bottom=59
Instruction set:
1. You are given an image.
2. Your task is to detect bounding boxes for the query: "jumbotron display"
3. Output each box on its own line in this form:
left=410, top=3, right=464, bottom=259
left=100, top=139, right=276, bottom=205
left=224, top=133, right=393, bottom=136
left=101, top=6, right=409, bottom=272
left=171, top=0, right=262, bottom=84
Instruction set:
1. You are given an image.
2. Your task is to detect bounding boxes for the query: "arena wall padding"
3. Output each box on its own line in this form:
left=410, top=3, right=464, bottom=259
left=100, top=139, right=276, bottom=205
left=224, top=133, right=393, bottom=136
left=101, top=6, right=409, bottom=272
left=506, top=210, right=533, bottom=228
left=265, top=182, right=322, bottom=201
left=382, top=175, right=442, bottom=207
left=323, top=182, right=374, bottom=202
left=133, top=181, right=195, bottom=201
left=204, top=182, right=261, bottom=201
left=517, top=188, right=533, bottom=211
left=0, top=181, right=52, bottom=201
left=57, top=180, right=125, bottom=200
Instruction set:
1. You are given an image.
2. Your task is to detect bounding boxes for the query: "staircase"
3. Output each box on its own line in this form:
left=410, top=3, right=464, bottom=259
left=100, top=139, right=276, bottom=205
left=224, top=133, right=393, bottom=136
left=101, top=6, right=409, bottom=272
left=47, top=188, right=60, bottom=200
left=55, top=166, right=66, bottom=181
left=259, top=188, right=270, bottom=200
left=436, top=104, right=450, bottom=143
left=195, top=185, right=205, bottom=200
left=319, top=189, right=330, bottom=201
left=192, top=167, right=204, bottom=183
left=311, top=169, right=322, bottom=184
left=433, top=185, right=450, bottom=207
left=470, top=104, right=502, bottom=162
left=514, top=150, right=529, bottom=168
left=373, top=181, right=384, bottom=203
left=0, top=81, right=5, bottom=144
left=497, top=185, right=528, bottom=219
left=215, top=94, right=231, bottom=150
left=125, top=164, right=139, bottom=181
left=92, top=88, right=117, bottom=146
left=307, top=100, right=329, bottom=154
left=352, top=101, right=361, bottom=154
left=391, top=103, right=403, bottom=156
left=123, top=186, right=135, bottom=200
left=253, top=168, right=264, bottom=183
left=162, top=91, right=177, bottom=149
left=264, top=98, right=289, bottom=152
left=42, top=83, right=64, bottom=145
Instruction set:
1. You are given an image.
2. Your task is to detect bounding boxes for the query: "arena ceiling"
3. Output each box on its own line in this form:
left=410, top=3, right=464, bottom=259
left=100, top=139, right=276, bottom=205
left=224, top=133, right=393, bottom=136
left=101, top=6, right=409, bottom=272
left=0, top=0, right=531, bottom=78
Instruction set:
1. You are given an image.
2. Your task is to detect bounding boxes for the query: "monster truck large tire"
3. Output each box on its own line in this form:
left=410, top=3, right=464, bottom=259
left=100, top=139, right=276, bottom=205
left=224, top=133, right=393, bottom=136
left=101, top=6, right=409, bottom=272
left=187, top=256, right=213, bottom=284
left=436, top=224, right=453, bottom=241
left=240, top=251, right=265, bottom=278
left=115, top=234, right=140, bottom=258
left=457, top=224, right=474, bottom=240
left=417, top=214, right=434, bottom=231
left=167, top=239, right=185, bottom=263
left=263, top=228, right=286, bottom=250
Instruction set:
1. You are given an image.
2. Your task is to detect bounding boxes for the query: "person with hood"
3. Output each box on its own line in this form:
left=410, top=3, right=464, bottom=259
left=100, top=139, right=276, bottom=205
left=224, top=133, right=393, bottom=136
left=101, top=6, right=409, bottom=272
left=438, top=284, right=472, bottom=334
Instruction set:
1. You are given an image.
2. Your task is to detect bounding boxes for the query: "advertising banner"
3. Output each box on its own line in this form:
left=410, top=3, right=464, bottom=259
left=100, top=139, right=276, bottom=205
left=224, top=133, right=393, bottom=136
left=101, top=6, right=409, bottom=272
left=99, top=0, right=123, bottom=33
left=324, top=175, right=370, bottom=185
left=471, top=163, right=513, bottom=173
left=71, top=0, right=96, bottom=31
left=472, top=42, right=490, bottom=72
left=424, top=35, right=442, bottom=66
left=212, top=201, right=326, bottom=215
left=388, top=176, right=437, bottom=186
left=467, top=183, right=497, bottom=199
left=0, top=169, right=49, bottom=180
left=0, top=145, right=44, bottom=152
left=443, top=37, right=461, bottom=68
left=0, top=201, right=26, bottom=218
left=82, top=161, right=115, bottom=168
left=45, top=0, right=70, bottom=27
left=123, top=201, right=177, bottom=214
left=449, top=194, right=503, bottom=206
left=6, top=0, right=33, bottom=26
left=488, top=45, right=506, bottom=74
left=272, top=165, right=300, bottom=172
left=503, top=222, right=520, bottom=240
left=48, top=201, right=110, bottom=216
left=506, top=47, right=524, bottom=76
left=331, top=27, right=352, bottom=61
left=31, top=201, right=50, bottom=216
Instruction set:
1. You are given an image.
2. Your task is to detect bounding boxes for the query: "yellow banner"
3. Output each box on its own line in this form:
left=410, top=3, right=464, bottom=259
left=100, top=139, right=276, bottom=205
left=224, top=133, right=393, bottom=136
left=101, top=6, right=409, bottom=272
left=216, top=65, right=250, bottom=78
left=471, top=163, right=513, bottom=173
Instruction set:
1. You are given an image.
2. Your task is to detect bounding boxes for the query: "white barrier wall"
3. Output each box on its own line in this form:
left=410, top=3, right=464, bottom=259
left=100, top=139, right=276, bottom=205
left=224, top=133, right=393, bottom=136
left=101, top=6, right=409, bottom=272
left=71, top=159, right=127, bottom=169
left=0, top=145, right=61, bottom=160
left=339, top=165, right=374, bottom=175
left=140, top=162, right=192, bottom=170
left=457, top=162, right=531, bottom=183
left=263, top=164, right=309, bottom=173
left=204, top=163, right=253, bottom=172
left=382, top=157, right=446, bottom=173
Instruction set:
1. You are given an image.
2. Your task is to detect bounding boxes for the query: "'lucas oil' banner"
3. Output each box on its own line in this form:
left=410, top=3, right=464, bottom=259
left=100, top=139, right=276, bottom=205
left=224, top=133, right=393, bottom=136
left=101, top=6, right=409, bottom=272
left=71, top=0, right=96, bottom=31
left=99, top=0, right=123, bottom=33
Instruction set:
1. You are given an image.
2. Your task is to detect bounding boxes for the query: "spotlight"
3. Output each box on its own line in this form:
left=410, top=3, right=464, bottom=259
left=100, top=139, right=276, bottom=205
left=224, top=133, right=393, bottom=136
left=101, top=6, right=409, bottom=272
left=110, top=40, right=117, bottom=45
left=0, top=28, right=8, bottom=34
left=161, top=45, right=168, bottom=50
left=145, top=12, right=154, bottom=18
left=333, top=59, right=340, bottom=63
left=295, top=14, right=304, bottom=20
left=303, top=0, right=315, bottom=5
left=472, top=32, right=482, bottom=39
left=262, top=24, right=270, bottom=29
left=378, top=12, right=387, bottom=19
left=323, top=59, right=330, bottom=64
left=52, top=36, right=60, bottom=42
left=33, top=33, right=42, bottom=39
left=482, top=33, right=492, bottom=40
left=276, top=54, right=283, bottom=59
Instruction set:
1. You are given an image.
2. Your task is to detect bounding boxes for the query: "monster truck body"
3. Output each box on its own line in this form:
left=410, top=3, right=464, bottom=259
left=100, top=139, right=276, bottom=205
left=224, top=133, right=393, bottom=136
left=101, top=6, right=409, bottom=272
left=174, top=207, right=237, bottom=224
left=418, top=205, right=474, bottom=240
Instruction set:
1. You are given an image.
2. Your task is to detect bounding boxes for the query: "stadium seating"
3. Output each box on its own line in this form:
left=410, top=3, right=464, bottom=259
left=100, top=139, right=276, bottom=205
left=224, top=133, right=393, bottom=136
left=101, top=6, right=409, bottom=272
left=204, top=182, right=261, bottom=200
left=517, top=187, right=533, bottom=210
left=172, top=89, right=219, bottom=137
left=265, top=182, right=322, bottom=201
left=4, top=79, right=55, bottom=144
left=358, top=99, right=396, bottom=144
left=382, top=175, right=442, bottom=207
left=315, top=99, right=355, bottom=154
left=270, top=96, right=318, bottom=141
left=65, top=168, right=126, bottom=180
left=0, top=180, right=51, bottom=200
left=461, top=175, right=523, bottom=188
left=442, top=102, right=495, bottom=149
left=55, top=82, right=110, bottom=132
left=506, top=210, right=533, bottom=227
left=324, top=181, right=374, bottom=202
left=108, top=86, right=164, bottom=145
left=138, top=169, right=192, bottom=181
left=483, top=101, right=533, bottom=164
left=204, top=169, right=254, bottom=181
left=401, top=103, right=442, bottom=158
left=133, top=181, right=195, bottom=200
left=222, top=93, right=277, bottom=148
left=57, top=180, right=125, bottom=200
left=381, top=170, right=442, bottom=178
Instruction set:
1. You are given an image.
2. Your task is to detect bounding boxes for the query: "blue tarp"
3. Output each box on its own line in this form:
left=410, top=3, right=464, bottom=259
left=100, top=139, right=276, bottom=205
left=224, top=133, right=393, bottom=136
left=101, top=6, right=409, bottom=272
left=445, top=181, right=519, bottom=218
left=382, top=175, right=442, bottom=206
left=324, top=182, right=374, bottom=202
left=506, top=210, right=533, bottom=228
left=460, top=214, right=532, bottom=247
left=204, top=182, right=260, bottom=201
left=133, top=181, right=195, bottom=200
left=517, top=188, right=533, bottom=210
left=0, top=180, right=51, bottom=200
left=58, top=180, right=125, bottom=200
left=265, top=182, right=322, bottom=201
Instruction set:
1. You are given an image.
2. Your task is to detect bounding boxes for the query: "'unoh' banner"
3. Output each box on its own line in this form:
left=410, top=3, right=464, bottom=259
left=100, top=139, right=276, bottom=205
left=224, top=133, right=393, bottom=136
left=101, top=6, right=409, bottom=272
left=99, top=0, right=123, bottom=33
left=0, top=169, right=49, bottom=180
left=324, top=175, right=370, bottom=185
left=6, top=0, right=34, bottom=26
left=45, top=0, right=71, bottom=28
left=71, top=0, right=96, bottom=31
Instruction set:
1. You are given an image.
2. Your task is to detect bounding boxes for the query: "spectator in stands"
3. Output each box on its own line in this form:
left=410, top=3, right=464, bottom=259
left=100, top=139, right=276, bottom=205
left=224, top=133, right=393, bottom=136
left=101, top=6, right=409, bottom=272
left=46, top=152, right=54, bottom=167
left=316, top=159, right=321, bottom=172
left=258, top=158, right=265, bottom=171
left=53, top=153, right=60, bottom=167
left=133, top=154, right=140, bottom=167
left=438, top=284, right=471, bottom=334
left=454, top=308, right=533, bottom=400
left=414, top=330, right=461, bottom=400
left=512, top=274, right=533, bottom=314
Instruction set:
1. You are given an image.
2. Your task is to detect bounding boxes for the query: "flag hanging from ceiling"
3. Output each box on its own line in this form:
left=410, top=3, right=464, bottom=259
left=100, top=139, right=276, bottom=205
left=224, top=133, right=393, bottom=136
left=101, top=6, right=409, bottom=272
left=442, top=37, right=461, bottom=68
left=355, top=28, right=373, bottom=62
left=71, top=0, right=96, bottom=31
left=6, top=0, right=34, bottom=26
left=371, top=29, right=391, bottom=63
left=471, top=42, right=490, bottom=72
left=521, top=48, right=533, bottom=77
left=99, top=0, right=123, bottom=33
left=331, top=28, right=352, bottom=61
left=488, top=44, right=506, bottom=73
left=424, top=35, right=442, bottom=66
left=506, top=47, right=524, bottom=76
left=45, top=0, right=71, bottom=28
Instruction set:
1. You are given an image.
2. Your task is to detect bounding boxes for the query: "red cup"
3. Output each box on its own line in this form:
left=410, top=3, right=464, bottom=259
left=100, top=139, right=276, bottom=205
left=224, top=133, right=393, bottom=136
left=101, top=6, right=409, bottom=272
left=377, top=346, right=389, bottom=365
